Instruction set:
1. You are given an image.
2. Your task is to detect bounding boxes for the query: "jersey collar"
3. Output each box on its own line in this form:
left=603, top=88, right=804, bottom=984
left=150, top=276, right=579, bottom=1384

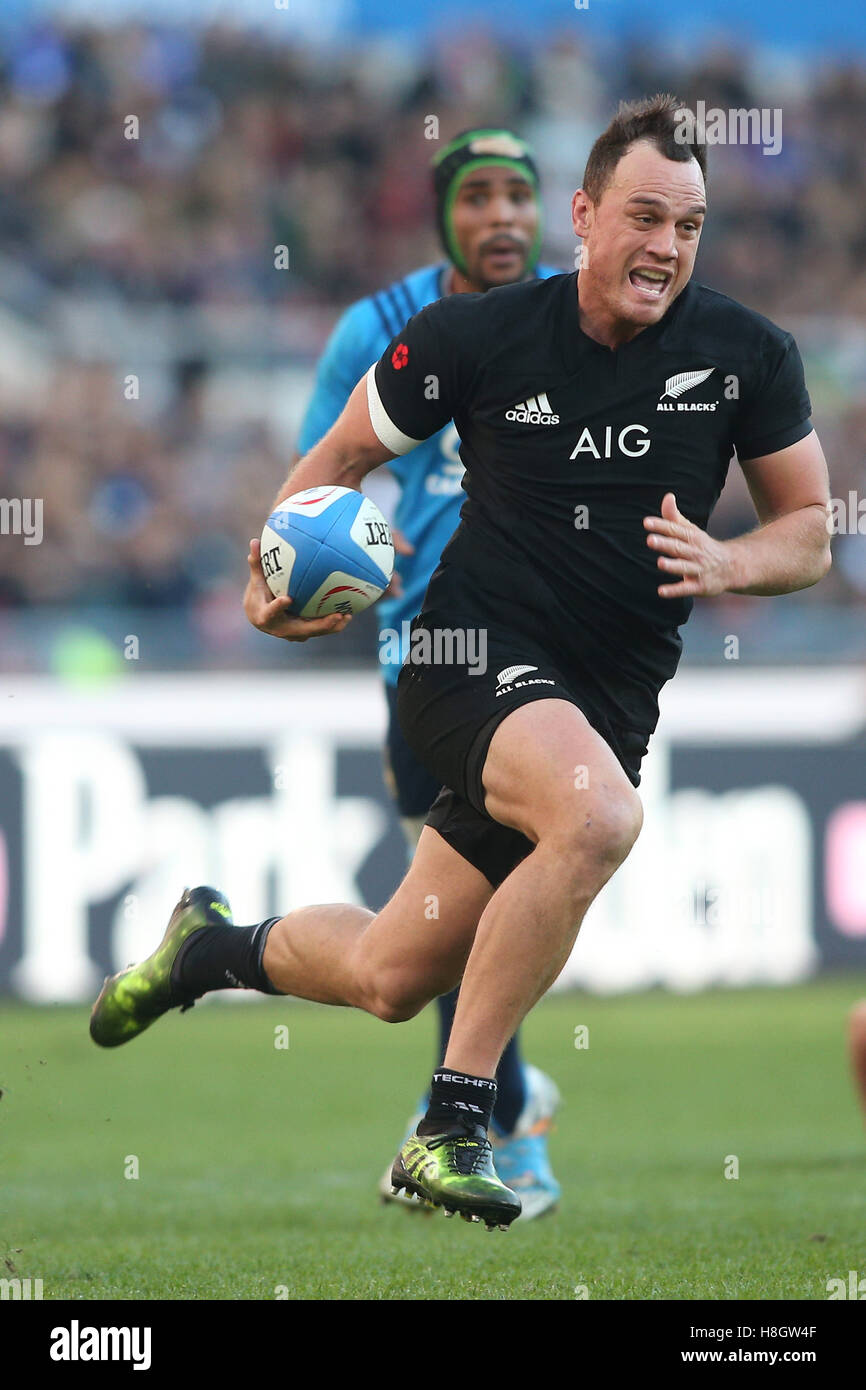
left=558, top=271, right=692, bottom=370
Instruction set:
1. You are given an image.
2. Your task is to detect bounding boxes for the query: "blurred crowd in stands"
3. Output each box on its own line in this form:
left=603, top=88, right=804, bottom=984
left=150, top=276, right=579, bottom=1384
left=0, top=17, right=863, bottom=665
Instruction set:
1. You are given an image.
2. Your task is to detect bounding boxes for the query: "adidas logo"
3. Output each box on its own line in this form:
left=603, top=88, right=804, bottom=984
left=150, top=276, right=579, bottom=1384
left=497, top=664, right=538, bottom=687
left=506, top=392, right=559, bottom=425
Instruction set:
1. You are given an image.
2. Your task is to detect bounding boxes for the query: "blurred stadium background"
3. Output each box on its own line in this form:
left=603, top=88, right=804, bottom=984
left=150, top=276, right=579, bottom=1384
left=0, top=0, right=865, bottom=1005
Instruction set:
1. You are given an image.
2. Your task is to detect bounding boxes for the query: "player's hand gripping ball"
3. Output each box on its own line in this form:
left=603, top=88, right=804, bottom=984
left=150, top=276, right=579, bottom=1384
left=259, top=486, right=394, bottom=619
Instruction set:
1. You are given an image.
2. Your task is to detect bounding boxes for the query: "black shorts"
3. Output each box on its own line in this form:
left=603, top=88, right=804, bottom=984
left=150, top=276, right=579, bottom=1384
left=383, top=676, right=530, bottom=887
left=395, top=613, right=652, bottom=887
left=383, top=682, right=441, bottom=818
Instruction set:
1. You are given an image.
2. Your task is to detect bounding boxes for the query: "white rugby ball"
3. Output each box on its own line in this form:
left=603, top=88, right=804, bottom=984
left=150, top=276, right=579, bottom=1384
left=260, top=486, right=394, bottom=618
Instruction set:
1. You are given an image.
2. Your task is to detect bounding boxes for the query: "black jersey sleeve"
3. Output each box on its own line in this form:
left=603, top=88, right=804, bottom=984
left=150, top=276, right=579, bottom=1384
left=367, top=296, right=482, bottom=454
left=733, top=332, right=813, bottom=462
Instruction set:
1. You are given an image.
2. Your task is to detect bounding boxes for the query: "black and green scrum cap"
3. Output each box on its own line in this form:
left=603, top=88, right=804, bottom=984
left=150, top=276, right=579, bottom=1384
left=431, top=128, right=543, bottom=276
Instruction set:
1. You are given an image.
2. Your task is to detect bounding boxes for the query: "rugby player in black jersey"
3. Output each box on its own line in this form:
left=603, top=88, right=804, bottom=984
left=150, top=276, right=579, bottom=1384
left=91, top=96, right=832, bottom=1232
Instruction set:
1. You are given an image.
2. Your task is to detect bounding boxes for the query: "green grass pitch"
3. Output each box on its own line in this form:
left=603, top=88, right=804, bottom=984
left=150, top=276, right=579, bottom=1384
left=2, top=979, right=866, bottom=1300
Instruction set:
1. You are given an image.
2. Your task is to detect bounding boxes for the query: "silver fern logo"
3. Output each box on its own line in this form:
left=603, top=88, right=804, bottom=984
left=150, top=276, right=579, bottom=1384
left=661, top=366, right=717, bottom=400
left=661, top=368, right=715, bottom=399
left=496, top=664, right=538, bottom=687
left=657, top=368, right=718, bottom=412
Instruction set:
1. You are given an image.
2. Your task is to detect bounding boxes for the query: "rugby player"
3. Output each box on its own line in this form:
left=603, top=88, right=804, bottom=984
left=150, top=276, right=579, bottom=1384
left=293, top=129, right=562, bottom=1219
left=91, top=96, right=832, bottom=1232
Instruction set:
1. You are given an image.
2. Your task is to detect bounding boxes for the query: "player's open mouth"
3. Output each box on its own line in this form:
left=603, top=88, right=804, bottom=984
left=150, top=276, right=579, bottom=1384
left=484, top=240, right=523, bottom=264
left=628, top=267, right=672, bottom=298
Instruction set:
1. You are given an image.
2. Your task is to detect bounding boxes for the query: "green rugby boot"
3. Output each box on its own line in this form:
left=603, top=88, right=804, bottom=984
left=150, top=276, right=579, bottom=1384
left=89, top=886, right=232, bottom=1048
left=390, top=1121, right=522, bottom=1230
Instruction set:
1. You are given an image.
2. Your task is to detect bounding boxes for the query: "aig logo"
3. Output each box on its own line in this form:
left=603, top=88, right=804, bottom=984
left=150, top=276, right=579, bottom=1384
left=569, top=425, right=650, bottom=460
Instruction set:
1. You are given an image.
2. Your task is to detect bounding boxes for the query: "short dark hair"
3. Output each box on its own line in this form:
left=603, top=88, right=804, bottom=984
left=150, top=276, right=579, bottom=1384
left=582, top=94, right=707, bottom=204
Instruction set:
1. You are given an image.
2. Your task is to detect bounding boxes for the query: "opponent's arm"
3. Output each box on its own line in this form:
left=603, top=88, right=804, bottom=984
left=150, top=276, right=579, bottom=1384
left=286, top=299, right=415, bottom=594
left=247, top=298, right=466, bottom=639
left=278, top=374, right=395, bottom=501
left=245, top=375, right=398, bottom=642
left=643, top=430, right=832, bottom=599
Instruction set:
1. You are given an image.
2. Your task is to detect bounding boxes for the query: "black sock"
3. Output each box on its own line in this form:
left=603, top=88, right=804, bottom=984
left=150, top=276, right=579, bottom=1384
left=490, top=1036, right=526, bottom=1136
left=172, top=919, right=284, bottom=999
left=435, top=990, right=526, bottom=1136
left=417, top=1068, right=497, bottom=1136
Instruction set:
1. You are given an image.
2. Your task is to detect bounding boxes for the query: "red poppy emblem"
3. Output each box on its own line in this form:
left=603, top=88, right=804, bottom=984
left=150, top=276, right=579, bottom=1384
left=391, top=343, right=409, bottom=370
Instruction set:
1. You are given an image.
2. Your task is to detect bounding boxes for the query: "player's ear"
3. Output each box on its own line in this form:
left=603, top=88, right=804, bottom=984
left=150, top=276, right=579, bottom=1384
left=571, top=188, right=592, bottom=240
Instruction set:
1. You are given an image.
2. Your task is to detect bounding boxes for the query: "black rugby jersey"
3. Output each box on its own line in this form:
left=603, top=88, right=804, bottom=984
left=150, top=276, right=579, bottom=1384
left=367, top=272, right=812, bottom=731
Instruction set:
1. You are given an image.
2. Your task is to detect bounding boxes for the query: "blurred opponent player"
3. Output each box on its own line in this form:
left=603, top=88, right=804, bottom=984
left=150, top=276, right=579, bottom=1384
left=295, top=129, right=562, bottom=1219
